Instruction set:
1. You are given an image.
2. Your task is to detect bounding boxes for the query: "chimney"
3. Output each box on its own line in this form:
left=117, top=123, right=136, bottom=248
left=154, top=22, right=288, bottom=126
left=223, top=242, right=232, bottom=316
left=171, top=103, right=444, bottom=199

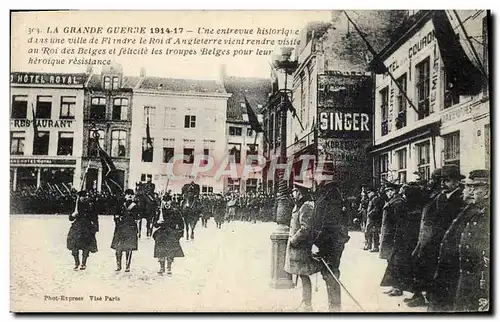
left=140, top=67, right=146, bottom=77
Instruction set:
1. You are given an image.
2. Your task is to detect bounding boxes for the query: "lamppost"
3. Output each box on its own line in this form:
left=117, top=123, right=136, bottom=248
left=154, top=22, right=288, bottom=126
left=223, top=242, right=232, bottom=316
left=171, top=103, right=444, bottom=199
left=269, top=47, right=298, bottom=289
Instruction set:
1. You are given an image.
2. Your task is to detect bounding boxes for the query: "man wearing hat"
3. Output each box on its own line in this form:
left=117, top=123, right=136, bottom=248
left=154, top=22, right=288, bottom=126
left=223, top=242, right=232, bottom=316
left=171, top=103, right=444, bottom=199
left=455, top=170, right=490, bottom=312
left=413, top=165, right=464, bottom=308
left=284, top=181, right=320, bottom=312
left=379, top=182, right=404, bottom=263
left=143, top=174, right=156, bottom=202
left=365, top=186, right=383, bottom=252
left=313, top=169, right=350, bottom=311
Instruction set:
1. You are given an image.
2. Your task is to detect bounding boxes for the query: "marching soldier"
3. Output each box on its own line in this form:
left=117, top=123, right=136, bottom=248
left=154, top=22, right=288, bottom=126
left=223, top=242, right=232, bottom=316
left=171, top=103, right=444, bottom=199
left=66, top=190, right=99, bottom=270
left=153, top=195, right=185, bottom=276
left=111, top=189, right=140, bottom=272
left=455, top=170, right=490, bottom=312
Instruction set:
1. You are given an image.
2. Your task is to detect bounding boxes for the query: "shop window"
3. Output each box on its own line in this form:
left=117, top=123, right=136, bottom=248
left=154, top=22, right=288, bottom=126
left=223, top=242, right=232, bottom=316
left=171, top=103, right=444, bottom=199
left=41, top=168, right=74, bottom=185
left=10, top=131, right=25, bottom=155
left=229, top=126, right=242, bottom=136
left=228, top=143, right=241, bottom=164
left=417, top=141, right=431, bottom=181
left=416, top=57, right=430, bottom=120
left=184, top=115, right=196, bottom=128
left=111, top=130, right=127, bottom=157
left=112, top=98, right=128, bottom=120
left=380, top=87, right=389, bottom=136
left=57, top=132, right=74, bottom=156
left=142, top=137, right=154, bottom=162
left=36, top=96, right=52, bottom=119
left=396, top=148, right=407, bottom=184
left=395, top=74, right=407, bottom=129
left=378, top=153, right=389, bottom=183
left=88, top=129, right=105, bottom=157
left=17, top=167, right=37, bottom=190
left=33, top=131, right=50, bottom=155
left=60, top=96, right=76, bottom=119
left=90, top=97, right=106, bottom=120
left=11, top=95, right=28, bottom=119
left=443, top=131, right=460, bottom=169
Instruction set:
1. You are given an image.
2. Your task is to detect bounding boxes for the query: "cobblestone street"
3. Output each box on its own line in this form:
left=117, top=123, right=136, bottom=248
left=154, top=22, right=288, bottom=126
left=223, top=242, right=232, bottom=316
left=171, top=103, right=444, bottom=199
left=11, top=215, right=426, bottom=312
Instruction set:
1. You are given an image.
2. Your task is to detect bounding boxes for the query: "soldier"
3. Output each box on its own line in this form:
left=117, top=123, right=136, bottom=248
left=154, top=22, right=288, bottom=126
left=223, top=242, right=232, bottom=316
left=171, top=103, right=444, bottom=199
left=66, top=190, right=99, bottom=270
left=365, top=187, right=383, bottom=252
left=143, top=174, right=156, bottom=200
left=111, top=189, right=140, bottom=272
left=284, top=182, right=321, bottom=312
left=313, top=171, right=350, bottom=312
left=379, top=182, right=404, bottom=263
left=455, top=170, right=490, bottom=312
left=153, top=194, right=185, bottom=276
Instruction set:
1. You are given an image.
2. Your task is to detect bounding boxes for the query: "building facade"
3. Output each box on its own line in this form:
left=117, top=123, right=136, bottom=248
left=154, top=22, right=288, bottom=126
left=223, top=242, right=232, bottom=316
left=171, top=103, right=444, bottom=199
left=223, top=73, right=270, bottom=194
left=10, top=72, right=87, bottom=192
left=370, top=10, right=490, bottom=184
left=81, top=64, right=140, bottom=192
left=130, top=76, right=231, bottom=194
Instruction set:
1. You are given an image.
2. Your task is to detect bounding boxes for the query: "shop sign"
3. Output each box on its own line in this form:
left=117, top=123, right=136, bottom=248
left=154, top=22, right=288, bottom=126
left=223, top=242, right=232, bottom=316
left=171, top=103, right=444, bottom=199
left=10, top=72, right=86, bottom=86
left=11, top=119, right=74, bottom=128
left=10, top=158, right=76, bottom=165
left=441, top=104, right=473, bottom=124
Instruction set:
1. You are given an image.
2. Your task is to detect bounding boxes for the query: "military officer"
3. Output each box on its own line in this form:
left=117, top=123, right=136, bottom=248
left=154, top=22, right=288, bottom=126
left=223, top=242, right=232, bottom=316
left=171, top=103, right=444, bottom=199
left=143, top=175, right=156, bottom=202
left=455, top=170, right=490, bottom=312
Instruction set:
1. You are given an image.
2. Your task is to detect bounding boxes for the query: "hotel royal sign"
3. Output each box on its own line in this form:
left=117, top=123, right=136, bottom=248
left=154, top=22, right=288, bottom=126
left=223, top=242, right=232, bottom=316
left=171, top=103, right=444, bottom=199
left=10, top=72, right=86, bottom=86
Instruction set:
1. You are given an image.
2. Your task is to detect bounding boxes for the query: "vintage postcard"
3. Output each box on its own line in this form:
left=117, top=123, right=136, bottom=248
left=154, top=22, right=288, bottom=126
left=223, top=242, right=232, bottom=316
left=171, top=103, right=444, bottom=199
left=9, top=10, right=491, bottom=313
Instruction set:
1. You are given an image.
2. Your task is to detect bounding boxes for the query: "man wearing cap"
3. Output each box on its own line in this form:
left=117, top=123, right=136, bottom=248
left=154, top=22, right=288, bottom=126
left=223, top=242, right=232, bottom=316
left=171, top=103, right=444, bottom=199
left=455, top=170, right=490, bottom=312
left=313, top=171, right=350, bottom=312
left=143, top=175, right=156, bottom=202
left=284, top=181, right=320, bottom=312
left=413, top=165, right=464, bottom=307
left=365, top=187, right=383, bottom=252
left=428, top=170, right=486, bottom=311
left=379, top=182, right=404, bottom=262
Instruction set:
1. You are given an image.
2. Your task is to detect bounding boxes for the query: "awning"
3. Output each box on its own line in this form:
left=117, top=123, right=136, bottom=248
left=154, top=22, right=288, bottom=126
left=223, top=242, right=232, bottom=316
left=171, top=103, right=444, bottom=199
left=368, top=121, right=441, bottom=155
left=432, top=10, right=484, bottom=95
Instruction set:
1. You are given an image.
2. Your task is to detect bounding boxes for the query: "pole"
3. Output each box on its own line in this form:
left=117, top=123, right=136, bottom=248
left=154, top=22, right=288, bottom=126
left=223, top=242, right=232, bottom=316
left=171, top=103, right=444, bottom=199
left=343, top=11, right=420, bottom=115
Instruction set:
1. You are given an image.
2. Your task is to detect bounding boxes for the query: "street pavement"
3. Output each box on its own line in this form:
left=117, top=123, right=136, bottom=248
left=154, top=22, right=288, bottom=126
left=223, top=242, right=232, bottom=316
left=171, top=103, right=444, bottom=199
left=10, top=215, right=427, bottom=313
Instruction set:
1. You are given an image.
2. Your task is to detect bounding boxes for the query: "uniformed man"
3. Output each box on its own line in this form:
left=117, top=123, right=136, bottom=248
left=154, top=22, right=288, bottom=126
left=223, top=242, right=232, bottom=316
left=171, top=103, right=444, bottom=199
left=455, top=170, right=490, bottom=312
left=143, top=175, right=156, bottom=202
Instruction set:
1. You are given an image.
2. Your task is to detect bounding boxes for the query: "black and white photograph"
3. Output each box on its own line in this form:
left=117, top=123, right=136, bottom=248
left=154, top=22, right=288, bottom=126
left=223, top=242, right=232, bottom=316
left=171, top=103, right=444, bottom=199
left=9, top=9, right=491, bottom=313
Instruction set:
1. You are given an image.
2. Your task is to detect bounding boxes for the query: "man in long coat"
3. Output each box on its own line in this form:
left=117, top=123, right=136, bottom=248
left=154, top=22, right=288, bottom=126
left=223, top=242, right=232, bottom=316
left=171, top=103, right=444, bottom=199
left=379, top=182, right=404, bottom=261
left=284, top=182, right=321, bottom=312
left=365, top=187, right=383, bottom=252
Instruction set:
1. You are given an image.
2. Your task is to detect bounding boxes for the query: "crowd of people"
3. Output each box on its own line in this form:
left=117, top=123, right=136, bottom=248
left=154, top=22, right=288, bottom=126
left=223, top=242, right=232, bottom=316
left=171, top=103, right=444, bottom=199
left=356, top=165, right=490, bottom=312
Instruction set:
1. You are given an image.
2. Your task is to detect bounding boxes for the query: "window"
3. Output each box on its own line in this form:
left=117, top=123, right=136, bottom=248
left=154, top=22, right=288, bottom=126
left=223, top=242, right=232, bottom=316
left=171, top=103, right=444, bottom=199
left=247, top=128, right=254, bottom=136
left=246, top=179, right=258, bottom=193
left=443, top=71, right=460, bottom=109
left=485, top=124, right=490, bottom=169
left=227, top=178, right=240, bottom=192
left=416, top=57, right=430, bottom=120
left=164, top=107, right=178, bottom=128
left=33, top=131, right=50, bottom=155
left=228, top=143, right=241, bottom=164
left=11, top=95, right=28, bottom=119
left=103, top=76, right=111, bottom=90
left=183, top=148, right=195, bottom=164
left=144, top=106, right=156, bottom=126
left=396, top=74, right=407, bottom=129
left=229, top=126, right=242, bottom=136
left=142, top=137, right=154, bottom=162
left=396, top=148, right=407, bottom=184
left=380, top=87, right=389, bottom=136
left=163, top=138, right=175, bottom=163
left=201, top=139, right=215, bottom=165
left=88, top=129, right=105, bottom=156
left=36, top=96, right=52, bottom=119
left=141, top=174, right=152, bottom=182
left=112, top=76, right=119, bottom=90
left=60, top=96, right=76, bottom=119
left=112, top=98, right=128, bottom=121
left=443, top=132, right=460, bottom=168
left=10, top=131, right=25, bottom=155
left=90, top=97, right=106, bottom=120
left=247, top=144, right=259, bottom=165
left=202, top=185, right=214, bottom=193
left=57, top=132, right=74, bottom=156
left=379, top=153, right=389, bottom=183
left=184, top=115, right=196, bottom=128
left=417, top=141, right=431, bottom=181
left=111, top=130, right=127, bottom=157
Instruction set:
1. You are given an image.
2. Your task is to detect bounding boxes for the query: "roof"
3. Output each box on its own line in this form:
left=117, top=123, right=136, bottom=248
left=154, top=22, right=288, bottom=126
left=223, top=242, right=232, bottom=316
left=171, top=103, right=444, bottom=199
left=138, top=77, right=226, bottom=93
left=86, top=74, right=141, bottom=90
left=224, top=76, right=272, bottom=122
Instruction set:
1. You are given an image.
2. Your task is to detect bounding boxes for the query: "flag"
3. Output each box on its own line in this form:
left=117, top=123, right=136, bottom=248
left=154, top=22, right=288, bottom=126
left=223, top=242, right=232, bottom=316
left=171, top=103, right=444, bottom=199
left=31, top=103, right=39, bottom=138
left=283, top=93, right=305, bottom=131
left=431, top=10, right=483, bottom=95
left=97, top=142, right=123, bottom=194
left=244, top=96, right=264, bottom=133
left=146, top=116, right=153, bottom=147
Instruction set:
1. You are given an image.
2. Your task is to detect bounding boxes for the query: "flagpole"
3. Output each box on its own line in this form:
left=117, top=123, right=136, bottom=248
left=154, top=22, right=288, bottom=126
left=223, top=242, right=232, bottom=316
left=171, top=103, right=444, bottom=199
left=343, top=10, right=420, bottom=115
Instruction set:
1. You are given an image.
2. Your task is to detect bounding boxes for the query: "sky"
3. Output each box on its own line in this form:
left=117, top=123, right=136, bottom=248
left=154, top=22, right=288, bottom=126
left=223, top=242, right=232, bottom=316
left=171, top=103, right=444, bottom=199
left=11, top=10, right=333, bottom=80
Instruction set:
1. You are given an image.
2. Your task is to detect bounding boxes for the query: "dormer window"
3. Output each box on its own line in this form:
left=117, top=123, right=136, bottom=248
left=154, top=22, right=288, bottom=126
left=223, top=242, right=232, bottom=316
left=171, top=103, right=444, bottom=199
left=112, top=76, right=119, bottom=90
left=103, top=76, right=111, bottom=90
